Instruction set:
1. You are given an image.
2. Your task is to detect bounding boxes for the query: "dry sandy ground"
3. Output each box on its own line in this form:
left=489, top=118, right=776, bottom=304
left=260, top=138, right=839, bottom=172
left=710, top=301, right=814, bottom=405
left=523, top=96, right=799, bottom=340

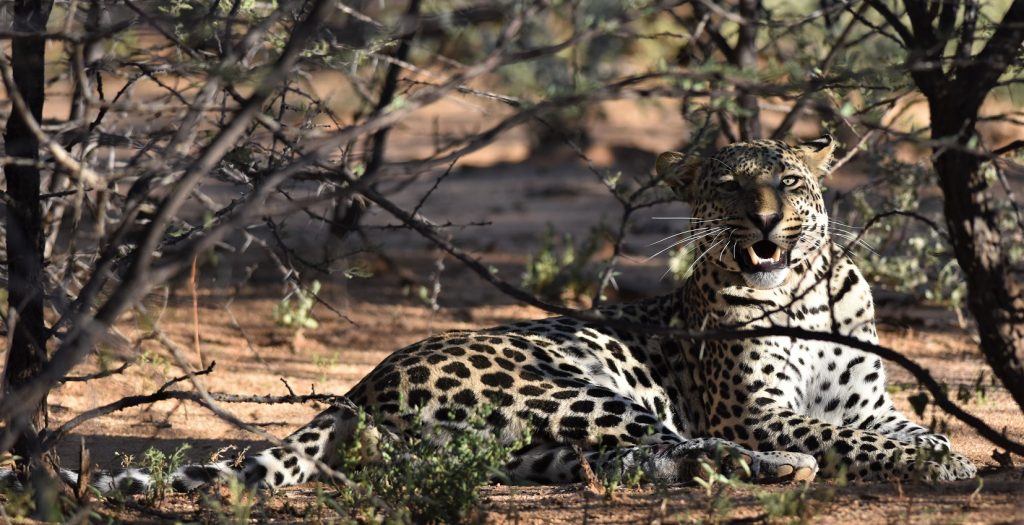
left=36, top=272, right=1023, bottom=523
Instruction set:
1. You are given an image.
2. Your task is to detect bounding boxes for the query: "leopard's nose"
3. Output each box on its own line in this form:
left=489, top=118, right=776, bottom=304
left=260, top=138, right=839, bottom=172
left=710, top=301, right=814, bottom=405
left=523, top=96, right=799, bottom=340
left=748, top=212, right=781, bottom=235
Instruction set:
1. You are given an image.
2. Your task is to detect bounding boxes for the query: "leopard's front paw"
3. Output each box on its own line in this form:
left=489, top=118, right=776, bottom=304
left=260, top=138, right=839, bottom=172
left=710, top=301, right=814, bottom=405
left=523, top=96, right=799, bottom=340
left=946, top=452, right=977, bottom=480
left=685, top=441, right=816, bottom=484
left=746, top=450, right=818, bottom=483
left=917, top=452, right=976, bottom=481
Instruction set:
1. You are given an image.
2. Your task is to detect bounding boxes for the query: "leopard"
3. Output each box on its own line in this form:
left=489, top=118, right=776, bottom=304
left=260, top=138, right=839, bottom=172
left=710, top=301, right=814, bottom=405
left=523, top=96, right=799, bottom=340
left=20, top=135, right=978, bottom=494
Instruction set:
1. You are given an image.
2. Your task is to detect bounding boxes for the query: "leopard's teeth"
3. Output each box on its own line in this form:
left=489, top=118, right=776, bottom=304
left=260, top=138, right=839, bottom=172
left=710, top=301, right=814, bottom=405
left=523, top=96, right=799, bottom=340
left=746, top=246, right=762, bottom=265
left=747, top=245, right=783, bottom=265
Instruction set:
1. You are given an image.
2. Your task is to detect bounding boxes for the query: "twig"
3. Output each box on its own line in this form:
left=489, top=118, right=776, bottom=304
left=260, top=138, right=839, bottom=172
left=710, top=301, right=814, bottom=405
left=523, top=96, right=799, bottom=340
left=573, top=444, right=605, bottom=497
left=189, top=257, right=205, bottom=368
left=155, top=361, right=217, bottom=395
left=993, top=139, right=1024, bottom=156
left=42, top=362, right=216, bottom=447
left=59, top=362, right=131, bottom=383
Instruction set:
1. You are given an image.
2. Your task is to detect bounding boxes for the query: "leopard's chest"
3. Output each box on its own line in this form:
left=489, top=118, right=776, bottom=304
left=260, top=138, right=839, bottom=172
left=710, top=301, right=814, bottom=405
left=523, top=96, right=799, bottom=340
left=672, top=282, right=841, bottom=425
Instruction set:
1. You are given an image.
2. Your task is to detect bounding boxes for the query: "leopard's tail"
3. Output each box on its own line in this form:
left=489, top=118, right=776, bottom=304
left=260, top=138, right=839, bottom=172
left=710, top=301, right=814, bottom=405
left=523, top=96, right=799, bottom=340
left=0, top=460, right=247, bottom=495
left=0, top=396, right=381, bottom=494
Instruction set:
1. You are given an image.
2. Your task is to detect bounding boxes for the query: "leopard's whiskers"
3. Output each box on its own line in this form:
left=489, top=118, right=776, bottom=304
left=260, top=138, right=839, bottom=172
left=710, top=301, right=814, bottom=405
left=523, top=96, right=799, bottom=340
left=684, top=239, right=726, bottom=278
left=719, top=233, right=735, bottom=263
left=684, top=229, right=729, bottom=276
left=828, top=218, right=863, bottom=230
left=830, top=231, right=878, bottom=256
left=828, top=224, right=865, bottom=236
left=647, top=226, right=718, bottom=247
left=651, top=217, right=726, bottom=223
left=646, top=227, right=728, bottom=261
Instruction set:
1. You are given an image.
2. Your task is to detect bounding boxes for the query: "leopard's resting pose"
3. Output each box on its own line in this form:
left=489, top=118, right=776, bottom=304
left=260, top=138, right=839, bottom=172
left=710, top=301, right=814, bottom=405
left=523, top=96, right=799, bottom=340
left=10, top=135, right=977, bottom=494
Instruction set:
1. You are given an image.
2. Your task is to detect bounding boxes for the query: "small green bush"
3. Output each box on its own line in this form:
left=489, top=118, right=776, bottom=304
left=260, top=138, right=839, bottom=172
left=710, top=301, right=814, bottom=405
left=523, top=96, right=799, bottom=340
left=523, top=224, right=608, bottom=303
left=274, top=280, right=322, bottom=331
left=327, top=407, right=530, bottom=524
left=139, top=444, right=191, bottom=503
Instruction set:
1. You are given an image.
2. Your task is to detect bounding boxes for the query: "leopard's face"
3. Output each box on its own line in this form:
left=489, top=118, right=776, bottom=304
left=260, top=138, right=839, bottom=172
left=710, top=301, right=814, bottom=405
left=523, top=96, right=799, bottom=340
left=656, top=136, right=835, bottom=290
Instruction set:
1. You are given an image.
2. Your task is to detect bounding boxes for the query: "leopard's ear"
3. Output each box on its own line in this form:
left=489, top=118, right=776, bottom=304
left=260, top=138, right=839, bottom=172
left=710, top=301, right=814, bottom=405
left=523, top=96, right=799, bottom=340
left=795, top=134, right=836, bottom=177
left=656, top=151, right=701, bottom=201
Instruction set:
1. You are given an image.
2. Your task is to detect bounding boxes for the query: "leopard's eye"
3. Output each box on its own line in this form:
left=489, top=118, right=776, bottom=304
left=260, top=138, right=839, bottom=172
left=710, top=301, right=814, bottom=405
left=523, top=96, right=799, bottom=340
left=781, top=175, right=800, bottom=188
left=719, top=180, right=741, bottom=192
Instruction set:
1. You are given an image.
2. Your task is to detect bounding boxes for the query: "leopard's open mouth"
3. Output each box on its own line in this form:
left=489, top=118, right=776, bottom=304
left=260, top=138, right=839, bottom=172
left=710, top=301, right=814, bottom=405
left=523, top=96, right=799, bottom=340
left=736, top=240, right=790, bottom=273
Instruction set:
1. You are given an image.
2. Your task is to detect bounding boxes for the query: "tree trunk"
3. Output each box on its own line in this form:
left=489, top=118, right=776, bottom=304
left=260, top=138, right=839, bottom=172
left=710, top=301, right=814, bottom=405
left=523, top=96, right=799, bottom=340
left=734, top=0, right=762, bottom=140
left=930, top=103, right=1024, bottom=411
left=913, top=0, right=1024, bottom=411
left=3, top=0, right=54, bottom=462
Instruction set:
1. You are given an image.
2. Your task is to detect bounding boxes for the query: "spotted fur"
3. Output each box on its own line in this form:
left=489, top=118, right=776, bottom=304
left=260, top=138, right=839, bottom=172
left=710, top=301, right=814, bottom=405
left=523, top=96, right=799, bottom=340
left=8, top=136, right=975, bottom=494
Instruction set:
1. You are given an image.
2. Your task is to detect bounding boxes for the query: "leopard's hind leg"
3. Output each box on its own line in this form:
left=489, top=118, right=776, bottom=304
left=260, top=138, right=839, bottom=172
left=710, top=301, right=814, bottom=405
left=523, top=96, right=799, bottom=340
left=240, top=397, right=391, bottom=489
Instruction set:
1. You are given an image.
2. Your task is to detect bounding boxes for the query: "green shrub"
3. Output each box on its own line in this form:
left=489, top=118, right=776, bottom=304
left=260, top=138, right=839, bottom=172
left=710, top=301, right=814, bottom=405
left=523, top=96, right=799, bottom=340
left=274, top=280, right=322, bottom=331
left=523, top=224, right=608, bottom=303
left=327, top=407, right=530, bottom=524
left=139, top=444, right=191, bottom=503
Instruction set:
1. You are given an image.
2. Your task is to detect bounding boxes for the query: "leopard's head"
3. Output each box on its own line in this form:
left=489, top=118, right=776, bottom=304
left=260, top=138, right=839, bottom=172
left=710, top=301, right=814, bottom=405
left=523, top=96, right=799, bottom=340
left=656, top=136, right=835, bottom=290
